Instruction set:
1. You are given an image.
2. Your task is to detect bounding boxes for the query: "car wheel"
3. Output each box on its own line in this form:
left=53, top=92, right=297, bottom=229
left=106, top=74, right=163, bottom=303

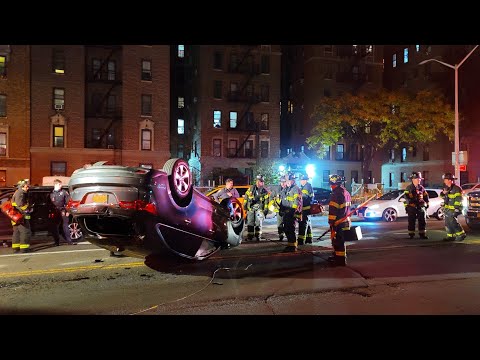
left=69, top=219, right=83, bottom=240
left=382, top=208, right=397, bottom=222
left=465, top=217, right=480, bottom=230
left=163, top=158, right=193, bottom=206
left=434, top=207, right=445, bottom=220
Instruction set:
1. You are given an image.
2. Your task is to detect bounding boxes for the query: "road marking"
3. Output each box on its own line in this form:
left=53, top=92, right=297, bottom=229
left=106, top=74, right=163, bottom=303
left=0, top=248, right=107, bottom=258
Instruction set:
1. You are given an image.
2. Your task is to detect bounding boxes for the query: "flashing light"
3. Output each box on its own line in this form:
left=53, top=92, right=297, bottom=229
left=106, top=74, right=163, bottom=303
left=279, top=165, right=285, bottom=172
left=305, top=164, right=316, bottom=179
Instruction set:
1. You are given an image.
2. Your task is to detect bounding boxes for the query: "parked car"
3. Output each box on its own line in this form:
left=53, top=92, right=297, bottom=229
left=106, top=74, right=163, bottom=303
left=0, top=185, right=83, bottom=241
left=464, top=190, right=480, bottom=229
left=358, top=188, right=445, bottom=222
left=67, top=159, right=245, bottom=261
left=313, top=187, right=332, bottom=206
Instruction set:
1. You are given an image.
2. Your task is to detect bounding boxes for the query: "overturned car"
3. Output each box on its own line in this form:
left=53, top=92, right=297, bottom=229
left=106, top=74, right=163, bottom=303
left=67, top=159, right=244, bottom=260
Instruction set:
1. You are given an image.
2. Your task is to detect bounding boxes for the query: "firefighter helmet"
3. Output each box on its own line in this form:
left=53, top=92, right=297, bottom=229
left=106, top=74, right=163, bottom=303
left=442, top=172, right=457, bottom=181
left=255, top=174, right=265, bottom=182
left=286, top=172, right=297, bottom=181
left=329, top=174, right=344, bottom=185
left=299, top=173, right=309, bottom=181
left=279, top=175, right=287, bottom=183
left=410, top=171, right=423, bottom=180
left=16, top=179, right=30, bottom=188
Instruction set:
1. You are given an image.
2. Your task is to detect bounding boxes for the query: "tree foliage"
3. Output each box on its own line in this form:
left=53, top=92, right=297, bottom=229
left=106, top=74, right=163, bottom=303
left=251, top=158, right=282, bottom=186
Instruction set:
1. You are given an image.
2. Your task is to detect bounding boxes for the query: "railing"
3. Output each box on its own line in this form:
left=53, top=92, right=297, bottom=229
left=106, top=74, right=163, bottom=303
left=226, top=91, right=261, bottom=103
left=86, top=106, right=123, bottom=118
left=226, top=148, right=257, bottom=158
left=228, top=63, right=260, bottom=75
left=86, top=67, right=122, bottom=82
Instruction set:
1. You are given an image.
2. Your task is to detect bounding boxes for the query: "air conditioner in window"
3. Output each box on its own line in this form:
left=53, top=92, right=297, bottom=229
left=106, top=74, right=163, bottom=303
left=107, top=145, right=115, bottom=149
left=54, top=104, right=64, bottom=110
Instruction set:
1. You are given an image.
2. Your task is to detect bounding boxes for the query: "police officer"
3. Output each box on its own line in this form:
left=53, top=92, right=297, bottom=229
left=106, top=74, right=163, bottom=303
left=11, top=179, right=32, bottom=253
left=298, top=173, right=314, bottom=245
left=244, top=174, right=270, bottom=241
left=327, top=174, right=351, bottom=266
left=268, top=175, right=287, bottom=241
left=281, top=173, right=303, bottom=252
left=404, top=172, right=429, bottom=239
left=441, top=172, right=466, bottom=241
left=50, top=179, right=76, bottom=246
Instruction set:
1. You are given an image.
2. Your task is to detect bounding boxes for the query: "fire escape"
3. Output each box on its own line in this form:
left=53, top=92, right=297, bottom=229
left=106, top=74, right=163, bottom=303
left=226, top=46, right=262, bottom=159
left=336, top=45, right=370, bottom=93
left=85, top=46, right=123, bottom=163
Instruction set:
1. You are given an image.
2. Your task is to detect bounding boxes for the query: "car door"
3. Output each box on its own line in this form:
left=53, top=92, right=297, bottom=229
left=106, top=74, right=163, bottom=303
left=0, top=191, right=14, bottom=237
left=397, top=193, right=408, bottom=217
left=426, top=190, right=441, bottom=216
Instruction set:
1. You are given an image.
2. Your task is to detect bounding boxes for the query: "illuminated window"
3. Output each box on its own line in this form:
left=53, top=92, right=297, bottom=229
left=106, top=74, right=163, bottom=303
left=392, top=54, right=397, bottom=68
left=178, top=45, right=185, bottom=58
left=261, top=113, right=269, bottom=130
left=141, top=129, right=152, bottom=150
left=177, top=119, right=184, bottom=134
left=178, top=96, right=184, bottom=108
left=213, top=110, right=221, bottom=128
left=51, top=161, right=67, bottom=176
left=366, top=45, right=373, bottom=54
left=288, top=101, right=294, bottom=113
left=229, top=111, right=237, bottom=128
left=0, top=56, right=6, bottom=77
left=213, top=139, right=221, bottom=157
left=416, top=45, right=420, bottom=52
left=141, top=94, right=152, bottom=116
left=107, top=61, right=116, bottom=81
left=404, top=48, right=409, bottom=63
left=53, top=88, right=65, bottom=110
left=53, top=125, right=64, bottom=147
left=141, top=60, right=152, bottom=81
left=0, top=132, right=6, bottom=156
left=52, top=49, right=65, bottom=74
left=401, top=147, right=407, bottom=162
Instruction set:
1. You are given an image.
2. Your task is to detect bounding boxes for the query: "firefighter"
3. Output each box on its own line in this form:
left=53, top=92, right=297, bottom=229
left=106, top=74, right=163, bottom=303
left=327, top=174, right=351, bottom=266
left=11, top=179, right=32, bottom=253
left=404, top=172, right=429, bottom=239
left=441, top=172, right=466, bottom=241
left=244, top=174, right=270, bottom=241
left=298, top=173, right=314, bottom=245
left=281, top=173, right=302, bottom=252
left=268, top=175, right=287, bottom=241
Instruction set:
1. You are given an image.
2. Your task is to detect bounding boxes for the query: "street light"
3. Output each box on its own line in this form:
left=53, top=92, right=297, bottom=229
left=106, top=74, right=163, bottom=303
left=419, top=45, right=479, bottom=182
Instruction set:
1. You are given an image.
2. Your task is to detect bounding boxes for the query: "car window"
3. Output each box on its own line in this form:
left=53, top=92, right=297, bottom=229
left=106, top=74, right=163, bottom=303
left=427, top=190, right=438, bottom=199
left=236, top=187, right=248, bottom=197
left=378, top=190, right=402, bottom=200
left=462, top=183, right=477, bottom=190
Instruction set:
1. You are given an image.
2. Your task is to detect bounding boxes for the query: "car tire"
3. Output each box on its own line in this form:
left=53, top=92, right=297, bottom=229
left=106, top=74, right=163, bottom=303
left=229, top=198, right=245, bottom=234
left=434, top=207, right=445, bottom=221
left=68, top=219, right=83, bottom=241
left=382, top=208, right=398, bottom=222
left=163, top=158, right=193, bottom=206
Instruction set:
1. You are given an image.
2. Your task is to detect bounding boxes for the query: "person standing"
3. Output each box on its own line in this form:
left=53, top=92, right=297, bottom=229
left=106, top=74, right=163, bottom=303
left=298, top=174, right=314, bottom=245
left=281, top=173, right=303, bottom=252
left=441, top=172, right=466, bottom=241
left=50, top=179, right=76, bottom=246
left=403, top=172, right=429, bottom=239
left=11, top=179, right=32, bottom=253
left=244, top=174, right=269, bottom=241
left=268, top=175, right=287, bottom=241
left=327, top=174, right=351, bottom=266
left=213, top=178, right=240, bottom=203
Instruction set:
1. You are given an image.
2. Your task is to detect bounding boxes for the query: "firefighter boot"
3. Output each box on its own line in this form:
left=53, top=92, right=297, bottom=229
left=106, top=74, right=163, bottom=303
left=327, top=255, right=346, bottom=267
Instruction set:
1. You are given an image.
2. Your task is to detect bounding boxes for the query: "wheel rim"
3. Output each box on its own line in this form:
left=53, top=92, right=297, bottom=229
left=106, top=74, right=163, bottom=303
left=174, top=164, right=191, bottom=195
left=231, top=201, right=243, bottom=222
left=69, top=222, right=83, bottom=240
left=437, top=208, right=444, bottom=219
left=384, top=208, right=397, bottom=222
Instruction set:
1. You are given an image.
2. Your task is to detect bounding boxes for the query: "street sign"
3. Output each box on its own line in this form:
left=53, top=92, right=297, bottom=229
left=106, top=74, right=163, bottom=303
left=459, top=164, right=467, bottom=172
left=452, top=151, right=468, bottom=166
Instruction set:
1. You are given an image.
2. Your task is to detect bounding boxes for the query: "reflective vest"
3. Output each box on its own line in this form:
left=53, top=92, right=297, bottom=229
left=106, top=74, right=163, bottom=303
left=11, top=189, right=30, bottom=225
left=300, top=182, right=314, bottom=211
left=441, top=184, right=463, bottom=212
left=404, top=183, right=429, bottom=209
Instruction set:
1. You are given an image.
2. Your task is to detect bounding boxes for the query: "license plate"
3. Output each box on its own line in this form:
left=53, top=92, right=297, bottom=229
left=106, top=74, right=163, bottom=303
left=92, top=194, right=108, bottom=203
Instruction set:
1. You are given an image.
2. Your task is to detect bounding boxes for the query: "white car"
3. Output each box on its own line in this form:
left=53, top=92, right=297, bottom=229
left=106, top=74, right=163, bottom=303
left=358, top=189, right=445, bottom=222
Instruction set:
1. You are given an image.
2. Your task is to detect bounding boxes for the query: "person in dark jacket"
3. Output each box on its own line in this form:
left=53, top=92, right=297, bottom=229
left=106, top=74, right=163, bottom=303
left=11, top=179, right=32, bottom=253
left=403, top=172, right=429, bottom=239
left=327, top=174, right=351, bottom=266
left=441, top=172, right=466, bottom=241
left=281, top=173, right=303, bottom=252
left=268, top=175, right=287, bottom=241
left=50, top=179, right=75, bottom=246
left=298, top=173, right=314, bottom=245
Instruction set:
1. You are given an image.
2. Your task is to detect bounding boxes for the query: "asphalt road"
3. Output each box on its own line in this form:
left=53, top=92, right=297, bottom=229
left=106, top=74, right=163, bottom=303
left=1, top=214, right=480, bottom=315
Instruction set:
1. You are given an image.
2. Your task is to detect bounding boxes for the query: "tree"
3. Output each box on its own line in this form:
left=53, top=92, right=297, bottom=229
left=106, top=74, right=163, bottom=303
left=306, top=89, right=455, bottom=182
left=250, top=158, right=282, bottom=186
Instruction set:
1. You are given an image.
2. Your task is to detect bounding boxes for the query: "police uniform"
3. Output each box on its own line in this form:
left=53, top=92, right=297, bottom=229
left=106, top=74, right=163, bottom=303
left=327, top=174, right=351, bottom=266
left=244, top=175, right=270, bottom=241
left=404, top=172, right=429, bottom=239
left=298, top=174, right=314, bottom=245
left=50, top=186, right=74, bottom=245
left=281, top=173, right=303, bottom=252
left=268, top=176, right=287, bottom=241
left=441, top=173, right=466, bottom=241
left=11, top=180, right=32, bottom=253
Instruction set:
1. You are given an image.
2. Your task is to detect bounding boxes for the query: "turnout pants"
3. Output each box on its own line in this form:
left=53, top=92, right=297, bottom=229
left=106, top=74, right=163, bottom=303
left=283, top=210, right=298, bottom=248
left=246, top=208, right=263, bottom=240
left=12, top=220, right=31, bottom=252
left=444, top=210, right=466, bottom=240
left=332, top=223, right=350, bottom=264
left=406, top=206, right=426, bottom=237
left=276, top=212, right=285, bottom=240
left=298, top=210, right=312, bottom=244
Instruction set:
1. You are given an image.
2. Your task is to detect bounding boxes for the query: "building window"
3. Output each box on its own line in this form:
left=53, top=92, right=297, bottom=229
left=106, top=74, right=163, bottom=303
left=213, top=52, right=223, bottom=70
left=319, top=144, right=330, bottom=160
left=177, top=143, right=184, bottom=159
left=416, top=45, right=420, bottom=52
left=92, top=59, right=101, bottom=79
left=260, top=113, right=269, bottom=130
left=401, top=147, right=407, bottom=162
left=246, top=112, right=255, bottom=130
left=260, top=141, right=269, bottom=158
left=323, top=170, right=330, bottom=183
left=178, top=96, right=184, bottom=109
left=229, top=53, right=239, bottom=71
left=245, top=140, right=253, bottom=158
left=0, top=94, right=5, bottom=117
left=228, top=139, right=237, bottom=157
left=349, top=144, right=360, bottom=161
left=389, top=173, right=394, bottom=187
left=335, top=144, right=344, bottom=160
left=352, top=45, right=358, bottom=55
left=393, top=53, right=397, bottom=68
left=403, top=48, right=409, bottom=63
left=246, top=84, right=254, bottom=97
left=229, top=111, right=237, bottom=129
left=141, top=129, right=152, bottom=150
left=288, top=101, right=294, bottom=113
left=0, top=132, right=6, bottom=156
left=213, top=139, right=221, bottom=157
left=141, top=94, right=152, bottom=116
left=337, top=170, right=345, bottom=178
left=390, top=149, right=395, bottom=162
left=52, top=49, right=65, bottom=74
left=107, top=61, right=116, bottom=81
left=213, top=110, right=221, bottom=128
left=260, top=85, right=269, bottom=102
left=177, top=119, right=185, bottom=134
left=411, top=146, right=417, bottom=157
left=261, top=55, right=270, bottom=74
left=92, top=128, right=102, bottom=147
left=178, top=45, right=185, bottom=58
left=106, top=95, right=116, bottom=113
left=324, top=45, right=333, bottom=56
left=366, top=45, right=373, bottom=54
left=230, top=82, right=238, bottom=93
left=0, top=56, right=6, bottom=77
left=352, top=65, right=359, bottom=80
left=53, top=125, right=64, bottom=147
left=107, top=130, right=115, bottom=148
left=141, top=60, right=152, bottom=81
left=51, top=161, right=67, bottom=176
left=423, top=145, right=429, bottom=161
left=351, top=170, right=358, bottom=183
left=214, top=80, right=222, bottom=99
left=53, top=88, right=65, bottom=110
